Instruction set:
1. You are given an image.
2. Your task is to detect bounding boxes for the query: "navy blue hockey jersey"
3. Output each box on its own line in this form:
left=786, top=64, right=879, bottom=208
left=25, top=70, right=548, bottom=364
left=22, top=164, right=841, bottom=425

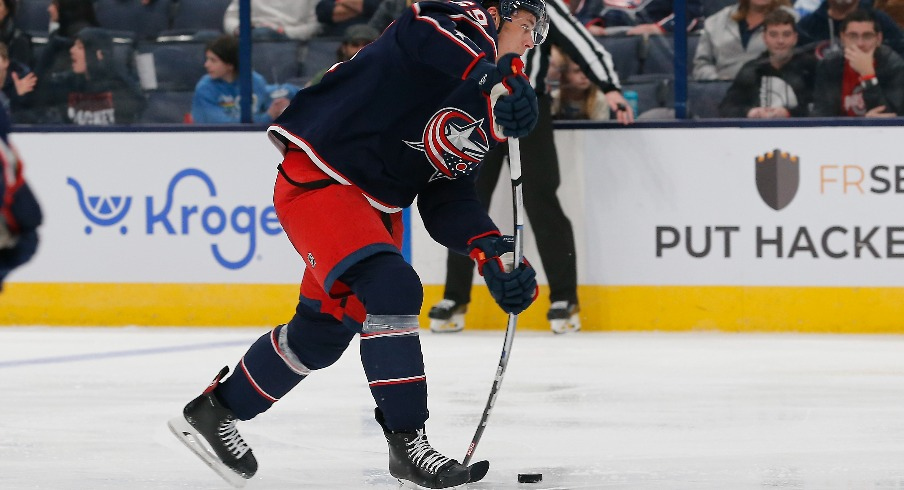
left=268, top=0, right=507, bottom=254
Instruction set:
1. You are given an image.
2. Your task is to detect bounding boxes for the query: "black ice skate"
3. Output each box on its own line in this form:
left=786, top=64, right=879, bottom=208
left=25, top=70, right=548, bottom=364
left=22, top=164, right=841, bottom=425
left=375, top=408, right=489, bottom=488
left=168, top=366, right=257, bottom=488
left=548, top=301, right=581, bottom=334
left=428, top=299, right=467, bottom=333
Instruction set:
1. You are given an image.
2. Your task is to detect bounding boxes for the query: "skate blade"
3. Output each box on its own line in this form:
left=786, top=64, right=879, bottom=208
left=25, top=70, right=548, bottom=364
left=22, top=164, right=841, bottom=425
left=397, top=480, right=466, bottom=490
left=429, top=314, right=465, bottom=333
left=168, top=416, right=250, bottom=488
left=550, top=313, right=581, bottom=334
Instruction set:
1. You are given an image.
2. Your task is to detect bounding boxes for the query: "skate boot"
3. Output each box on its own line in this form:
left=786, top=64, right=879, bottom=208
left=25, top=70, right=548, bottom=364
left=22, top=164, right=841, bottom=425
left=548, top=301, right=581, bottom=334
left=168, top=367, right=257, bottom=488
left=375, top=408, right=488, bottom=488
left=428, top=299, right=467, bottom=333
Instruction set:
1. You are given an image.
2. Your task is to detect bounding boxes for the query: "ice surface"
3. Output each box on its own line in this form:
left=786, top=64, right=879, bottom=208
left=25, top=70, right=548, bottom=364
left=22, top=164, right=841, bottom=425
left=2, top=327, right=904, bottom=489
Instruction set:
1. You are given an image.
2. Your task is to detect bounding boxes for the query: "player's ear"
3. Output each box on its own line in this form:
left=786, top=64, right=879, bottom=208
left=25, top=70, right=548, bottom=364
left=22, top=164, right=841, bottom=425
left=486, top=6, right=501, bottom=29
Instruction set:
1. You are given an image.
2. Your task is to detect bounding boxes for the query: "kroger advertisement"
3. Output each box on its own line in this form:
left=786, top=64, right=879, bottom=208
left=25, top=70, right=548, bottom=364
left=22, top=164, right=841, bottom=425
left=10, top=126, right=904, bottom=289
left=579, top=126, right=904, bottom=287
left=14, top=131, right=305, bottom=284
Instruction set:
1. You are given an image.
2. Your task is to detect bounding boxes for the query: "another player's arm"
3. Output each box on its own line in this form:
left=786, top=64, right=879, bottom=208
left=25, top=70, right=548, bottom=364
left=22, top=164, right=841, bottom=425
left=544, top=0, right=619, bottom=92
left=543, top=0, right=633, bottom=122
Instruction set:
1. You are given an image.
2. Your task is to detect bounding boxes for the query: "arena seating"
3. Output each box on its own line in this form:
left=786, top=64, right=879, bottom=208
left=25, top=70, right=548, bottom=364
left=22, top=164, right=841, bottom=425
left=139, top=90, right=194, bottom=123
left=171, top=0, right=231, bottom=33
left=95, top=0, right=174, bottom=40
left=9, top=2, right=738, bottom=124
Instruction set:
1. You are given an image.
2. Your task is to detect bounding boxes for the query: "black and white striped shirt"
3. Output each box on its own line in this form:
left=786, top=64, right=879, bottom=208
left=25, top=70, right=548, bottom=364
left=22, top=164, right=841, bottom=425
left=524, top=0, right=621, bottom=94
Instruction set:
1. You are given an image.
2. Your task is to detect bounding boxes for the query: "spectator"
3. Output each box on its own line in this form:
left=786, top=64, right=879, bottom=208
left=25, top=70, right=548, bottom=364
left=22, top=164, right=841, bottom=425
left=191, top=35, right=300, bottom=124
left=49, top=0, right=99, bottom=38
left=223, top=0, right=322, bottom=41
left=873, top=0, right=904, bottom=28
left=0, top=42, right=36, bottom=117
left=580, top=0, right=705, bottom=36
left=35, top=0, right=99, bottom=78
left=811, top=8, right=904, bottom=116
left=551, top=53, right=610, bottom=119
left=693, top=0, right=798, bottom=80
left=793, top=0, right=821, bottom=17
left=316, top=0, right=381, bottom=36
left=368, top=0, right=413, bottom=32
left=39, top=27, right=145, bottom=124
left=306, top=24, right=379, bottom=86
left=0, top=102, right=41, bottom=292
left=798, top=0, right=904, bottom=56
left=719, top=9, right=817, bottom=117
left=0, top=0, right=33, bottom=68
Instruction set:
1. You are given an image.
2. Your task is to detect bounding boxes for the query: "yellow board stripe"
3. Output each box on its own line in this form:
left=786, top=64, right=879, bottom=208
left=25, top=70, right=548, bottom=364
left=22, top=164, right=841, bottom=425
left=3, top=283, right=904, bottom=333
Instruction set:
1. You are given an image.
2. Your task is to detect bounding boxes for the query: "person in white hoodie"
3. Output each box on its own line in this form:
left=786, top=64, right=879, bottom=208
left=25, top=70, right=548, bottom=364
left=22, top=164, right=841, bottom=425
left=223, top=0, right=322, bottom=41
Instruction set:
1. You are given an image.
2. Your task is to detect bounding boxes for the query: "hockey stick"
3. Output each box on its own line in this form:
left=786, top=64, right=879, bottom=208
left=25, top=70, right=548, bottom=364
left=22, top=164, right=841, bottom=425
left=463, top=137, right=525, bottom=466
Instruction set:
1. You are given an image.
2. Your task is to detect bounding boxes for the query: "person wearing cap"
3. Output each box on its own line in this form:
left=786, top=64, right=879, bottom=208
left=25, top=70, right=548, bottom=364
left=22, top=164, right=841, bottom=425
left=191, top=34, right=301, bottom=124
left=305, top=24, right=379, bottom=87
left=36, top=27, right=145, bottom=124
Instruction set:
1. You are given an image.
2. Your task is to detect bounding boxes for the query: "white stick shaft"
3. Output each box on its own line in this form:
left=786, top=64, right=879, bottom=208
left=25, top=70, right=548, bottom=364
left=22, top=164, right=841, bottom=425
left=463, top=137, right=524, bottom=465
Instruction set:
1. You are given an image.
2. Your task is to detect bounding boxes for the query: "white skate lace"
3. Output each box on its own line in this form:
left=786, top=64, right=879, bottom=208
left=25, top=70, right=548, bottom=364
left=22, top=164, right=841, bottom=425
left=218, top=419, right=250, bottom=459
left=406, top=429, right=452, bottom=475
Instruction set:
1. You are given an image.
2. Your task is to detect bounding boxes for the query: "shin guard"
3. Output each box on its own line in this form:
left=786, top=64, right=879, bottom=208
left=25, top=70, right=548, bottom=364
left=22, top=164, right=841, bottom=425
left=216, top=324, right=311, bottom=420
left=360, top=314, right=428, bottom=432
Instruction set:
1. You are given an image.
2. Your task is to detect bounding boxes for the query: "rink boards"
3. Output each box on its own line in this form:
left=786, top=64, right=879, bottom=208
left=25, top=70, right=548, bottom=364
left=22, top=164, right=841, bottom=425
left=3, top=127, right=904, bottom=332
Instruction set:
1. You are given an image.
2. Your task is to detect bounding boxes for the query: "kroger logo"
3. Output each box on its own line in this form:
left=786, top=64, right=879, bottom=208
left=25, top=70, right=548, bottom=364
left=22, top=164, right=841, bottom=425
left=67, top=168, right=283, bottom=270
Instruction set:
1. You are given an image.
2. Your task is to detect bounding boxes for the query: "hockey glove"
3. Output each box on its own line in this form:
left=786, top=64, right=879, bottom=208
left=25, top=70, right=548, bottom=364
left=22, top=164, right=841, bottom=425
left=469, top=54, right=539, bottom=138
left=492, top=75, right=538, bottom=138
left=468, top=234, right=538, bottom=315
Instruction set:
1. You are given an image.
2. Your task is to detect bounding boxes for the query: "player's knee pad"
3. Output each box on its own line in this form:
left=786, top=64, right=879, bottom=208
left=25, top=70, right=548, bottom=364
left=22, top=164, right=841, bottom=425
left=341, top=253, right=423, bottom=315
left=284, top=302, right=358, bottom=370
left=216, top=323, right=310, bottom=420
left=360, top=314, right=427, bottom=431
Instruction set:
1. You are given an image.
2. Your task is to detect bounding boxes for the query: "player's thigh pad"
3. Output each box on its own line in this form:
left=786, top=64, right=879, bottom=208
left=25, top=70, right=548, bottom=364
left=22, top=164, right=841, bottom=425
left=274, top=157, right=401, bottom=295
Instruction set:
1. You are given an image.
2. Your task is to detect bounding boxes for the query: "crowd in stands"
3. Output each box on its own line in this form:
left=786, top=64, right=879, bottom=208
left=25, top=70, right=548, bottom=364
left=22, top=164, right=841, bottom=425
left=0, top=0, right=900, bottom=125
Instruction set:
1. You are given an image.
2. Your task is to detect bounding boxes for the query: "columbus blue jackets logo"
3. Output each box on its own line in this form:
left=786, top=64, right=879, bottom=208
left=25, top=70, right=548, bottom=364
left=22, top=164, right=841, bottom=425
left=405, top=108, right=490, bottom=181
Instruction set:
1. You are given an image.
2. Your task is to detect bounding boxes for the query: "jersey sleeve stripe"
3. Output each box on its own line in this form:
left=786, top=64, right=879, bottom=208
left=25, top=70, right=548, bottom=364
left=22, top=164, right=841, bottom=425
left=413, top=12, right=482, bottom=59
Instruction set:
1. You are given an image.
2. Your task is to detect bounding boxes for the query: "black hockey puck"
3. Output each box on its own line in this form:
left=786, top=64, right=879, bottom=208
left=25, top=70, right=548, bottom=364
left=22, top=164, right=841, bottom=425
left=518, top=473, right=543, bottom=483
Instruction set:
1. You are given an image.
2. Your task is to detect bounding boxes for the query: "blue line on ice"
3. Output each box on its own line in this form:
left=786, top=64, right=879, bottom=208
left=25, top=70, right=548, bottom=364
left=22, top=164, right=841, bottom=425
left=0, top=340, right=249, bottom=369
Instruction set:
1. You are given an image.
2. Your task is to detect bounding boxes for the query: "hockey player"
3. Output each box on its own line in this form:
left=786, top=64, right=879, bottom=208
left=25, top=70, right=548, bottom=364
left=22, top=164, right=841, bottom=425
left=169, top=0, right=547, bottom=488
left=0, top=103, right=41, bottom=291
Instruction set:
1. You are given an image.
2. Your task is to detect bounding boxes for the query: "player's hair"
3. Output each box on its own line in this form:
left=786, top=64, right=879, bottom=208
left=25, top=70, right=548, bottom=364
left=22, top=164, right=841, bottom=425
left=841, top=8, right=879, bottom=33
left=763, top=8, right=797, bottom=31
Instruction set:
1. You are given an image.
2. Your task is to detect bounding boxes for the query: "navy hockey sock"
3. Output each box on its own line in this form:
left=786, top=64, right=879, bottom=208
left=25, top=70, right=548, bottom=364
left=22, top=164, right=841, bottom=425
left=216, top=324, right=310, bottom=420
left=360, top=314, right=428, bottom=432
